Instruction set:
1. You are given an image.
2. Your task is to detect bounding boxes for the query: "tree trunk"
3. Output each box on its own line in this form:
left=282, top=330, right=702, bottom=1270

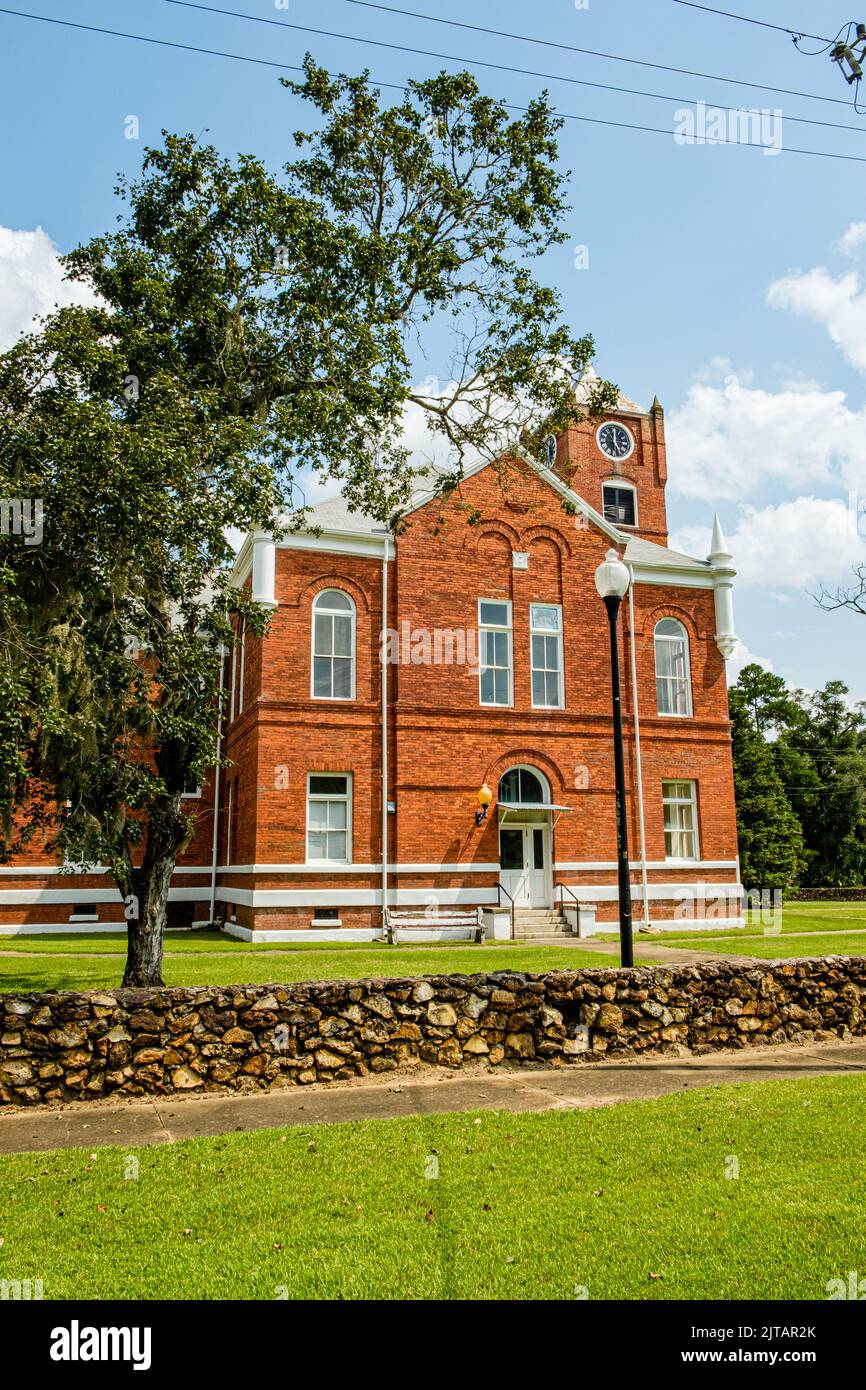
left=122, top=796, right=187, bottom=988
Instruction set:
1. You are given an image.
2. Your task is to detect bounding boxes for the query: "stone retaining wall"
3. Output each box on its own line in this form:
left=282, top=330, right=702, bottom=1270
left=2, top=957, right=865, bottom=1106
left=790, top=887, right=866, bottom=902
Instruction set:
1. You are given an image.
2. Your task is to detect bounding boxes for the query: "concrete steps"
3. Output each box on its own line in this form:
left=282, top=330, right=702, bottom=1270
left=510, top=908, right=575, bottom=941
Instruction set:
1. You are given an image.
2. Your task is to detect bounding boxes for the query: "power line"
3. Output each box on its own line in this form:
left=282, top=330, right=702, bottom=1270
left=158, top=0, right=866, bottom=137
left=3, top=7, right=866, bottom=163
left=670, top=1, right=833, bottom=44
left=0, top=7, right=306, bottom=76
left=324, top=0, right=855, bottom=108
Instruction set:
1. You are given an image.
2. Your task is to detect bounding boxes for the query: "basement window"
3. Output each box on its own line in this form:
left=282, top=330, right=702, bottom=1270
left=311, top=908, right=342, bottom=927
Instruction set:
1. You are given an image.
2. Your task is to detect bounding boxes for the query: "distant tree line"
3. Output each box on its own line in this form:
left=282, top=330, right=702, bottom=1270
left=730, top=665, right=866, bottom=891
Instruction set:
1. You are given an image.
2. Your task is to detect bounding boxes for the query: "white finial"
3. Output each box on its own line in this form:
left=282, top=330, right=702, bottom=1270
left=708, top=513, right=732, bottom=567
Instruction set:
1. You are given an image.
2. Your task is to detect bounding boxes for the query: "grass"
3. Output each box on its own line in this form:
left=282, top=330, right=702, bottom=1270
left=599, top=901, right=866, bottom=943
left=635, top=903, right=866, bottom=961
left=2, top=1074, right=864, bottom=1300
left=653, top=933, right=866, bottom=961
left=3, top=903, right=864, bottom=992
left=0, top=929, right=441, bottom=955
left=0, top=941, right=621, bottom=993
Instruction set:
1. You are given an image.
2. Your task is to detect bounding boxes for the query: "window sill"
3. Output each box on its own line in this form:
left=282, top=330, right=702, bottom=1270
left=311, top=918, right=343, bottom=927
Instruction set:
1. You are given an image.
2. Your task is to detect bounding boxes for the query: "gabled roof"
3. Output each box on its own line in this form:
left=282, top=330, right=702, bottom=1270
left=280, top=451, right=713, bottom=585
left=575, top=364, right=647, bottom=417
left=623, top=536, right=712, bottom=573
left=296, top=494, right=390, bottom=537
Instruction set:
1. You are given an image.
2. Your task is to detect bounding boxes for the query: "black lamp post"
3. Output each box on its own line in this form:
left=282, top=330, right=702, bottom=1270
left=594, top=549, right=634, bottom=968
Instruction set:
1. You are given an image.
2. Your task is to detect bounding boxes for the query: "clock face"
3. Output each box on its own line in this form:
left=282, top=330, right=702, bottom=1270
left=597, top=421, right=634, bottom=461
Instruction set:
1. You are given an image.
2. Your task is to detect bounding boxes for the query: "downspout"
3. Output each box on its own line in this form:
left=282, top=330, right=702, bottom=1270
left=627, top=567, right=651, bottom=929
left=381, top=536, right=390, bottom=938
left=208, top=645, right=227, bottom=929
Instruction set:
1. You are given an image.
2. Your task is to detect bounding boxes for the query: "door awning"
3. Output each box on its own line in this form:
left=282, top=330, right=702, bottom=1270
left=498, top=802, right=573, bottom=828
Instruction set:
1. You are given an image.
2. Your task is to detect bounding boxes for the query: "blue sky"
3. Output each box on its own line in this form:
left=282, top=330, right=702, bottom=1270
left=2, top=0, right=866, bottom=695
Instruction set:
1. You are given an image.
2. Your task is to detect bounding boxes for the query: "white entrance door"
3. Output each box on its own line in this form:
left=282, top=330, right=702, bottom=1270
left=499, top=825, right=551, bottom=907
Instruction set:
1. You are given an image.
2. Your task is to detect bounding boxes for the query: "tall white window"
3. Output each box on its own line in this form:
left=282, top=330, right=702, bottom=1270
left=530, top=603, right=563, bottom=709
left=478, top=599, right=512, bottom=706
left=237, top=617, right=246, bottom=716
left=312, top=590, right=356, bottom=700
left=662, top=780, right=699, bottom=861
left=307, top=774, right=352, bottom=863
left=655, top=618, right=692, bottom=717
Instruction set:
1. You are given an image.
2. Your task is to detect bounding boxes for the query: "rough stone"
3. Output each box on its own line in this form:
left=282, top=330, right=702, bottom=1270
left=1, top=958, right=863, bottom=1105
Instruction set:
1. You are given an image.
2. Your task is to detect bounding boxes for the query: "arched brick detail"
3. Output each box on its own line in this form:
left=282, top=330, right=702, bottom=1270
left=635, top=601, right=701, bottom=642
left=291, top=573, right=373, bottom=612
left=483, top=749, right=569, bottom=797
left=521, top=524, right=573, bottom=560
left=463, top=519, right=522, bottom=552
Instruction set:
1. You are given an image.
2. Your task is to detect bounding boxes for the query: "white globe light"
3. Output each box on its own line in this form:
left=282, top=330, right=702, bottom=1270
left=594, top=549, right=630, bottom=600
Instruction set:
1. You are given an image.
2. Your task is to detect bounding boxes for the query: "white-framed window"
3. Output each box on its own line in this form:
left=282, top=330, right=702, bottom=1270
left=229, top=641, right=239, bottom=723
left=478, top=599, right=513, bottom=706
left=655, top=618, right=693, bottom=717
left=237, top=616, right=246, bottom=716
left=602, top=480, right=638, bottom=527
left=181, top=773, right=202, bottom=799
left=225, top=778, right=236, bottom=864
left=662, top=780, right=700, bottom=861
left=312, top=590, right=356, bottom=700
left=307, top=774, right=352, bottom=863
left=530, top=603, right=563, bottom=709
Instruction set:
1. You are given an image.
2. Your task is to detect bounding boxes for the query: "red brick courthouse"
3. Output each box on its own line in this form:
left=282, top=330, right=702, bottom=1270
left=0, top=383, right=743, bottom=940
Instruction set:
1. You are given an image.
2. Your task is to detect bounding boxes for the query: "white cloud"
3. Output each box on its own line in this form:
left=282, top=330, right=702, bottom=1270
left=0, top=225, right=98, bottom=353
left=666, top=368, right=866, bottom=501
left=767, top=266, right=866, bottom=374
left=672, top=496, right=866, bottom=590
left=834, top=221, right=866, bottom=258
left=726, top=639, right=773, bottom=685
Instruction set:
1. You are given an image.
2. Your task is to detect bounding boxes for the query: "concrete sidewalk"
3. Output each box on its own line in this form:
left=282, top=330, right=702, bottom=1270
left=2, top=1039, right=865, bottom=1155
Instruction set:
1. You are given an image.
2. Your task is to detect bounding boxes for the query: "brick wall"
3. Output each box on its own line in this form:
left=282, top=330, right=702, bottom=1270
left=0, top=404, right=741, bottom=934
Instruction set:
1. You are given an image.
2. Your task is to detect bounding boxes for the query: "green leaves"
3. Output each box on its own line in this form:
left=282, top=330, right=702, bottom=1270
left=1, top=58, right=605, bottom=980
left=731, top=667, right=866, bottom=889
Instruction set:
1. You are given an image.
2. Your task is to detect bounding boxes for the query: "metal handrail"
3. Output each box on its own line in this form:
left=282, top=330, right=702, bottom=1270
left=558, top=882, right=581, bottom=935
left=496, top=882, right=516, bottom=940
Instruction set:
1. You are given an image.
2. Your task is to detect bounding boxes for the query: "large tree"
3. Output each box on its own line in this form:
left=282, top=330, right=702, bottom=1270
left=730, top=665, right=866, bottom=890
left=0, top=61, right=613, bottom=985
left=728, top=682, right=804, bottom=891
left=776, top=681, right=866, bottom=886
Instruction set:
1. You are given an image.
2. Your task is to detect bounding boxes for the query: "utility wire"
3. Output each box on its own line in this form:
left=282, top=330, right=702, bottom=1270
left=4, top=8, right=866, bottom=162
left=160, top=0, right=858, bottom=109
left=670, top=1, right=833, bottom=44
left=157, top=0, right=866, bottom=137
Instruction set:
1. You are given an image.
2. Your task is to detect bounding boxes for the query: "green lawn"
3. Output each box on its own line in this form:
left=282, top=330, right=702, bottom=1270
left=594, top=901, right=866, bottom=948
left=2, top=1074, right=864, bottom=1300
left=654, top=933, right=866, bottom=961
left=0, top=940, right=619, bottom=993
left=638, top=903, right=866, bottom=960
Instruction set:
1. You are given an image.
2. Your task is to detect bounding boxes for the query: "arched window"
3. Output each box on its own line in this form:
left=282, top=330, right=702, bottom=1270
left=655, top=618, right=692, bottom=717
left=312, top=589, right=356, bottom=700
left=498, top=766, right=548, bottom=805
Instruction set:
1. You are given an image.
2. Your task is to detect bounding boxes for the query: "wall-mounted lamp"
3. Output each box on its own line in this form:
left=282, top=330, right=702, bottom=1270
left=475, top=782, right=493, bottom=827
